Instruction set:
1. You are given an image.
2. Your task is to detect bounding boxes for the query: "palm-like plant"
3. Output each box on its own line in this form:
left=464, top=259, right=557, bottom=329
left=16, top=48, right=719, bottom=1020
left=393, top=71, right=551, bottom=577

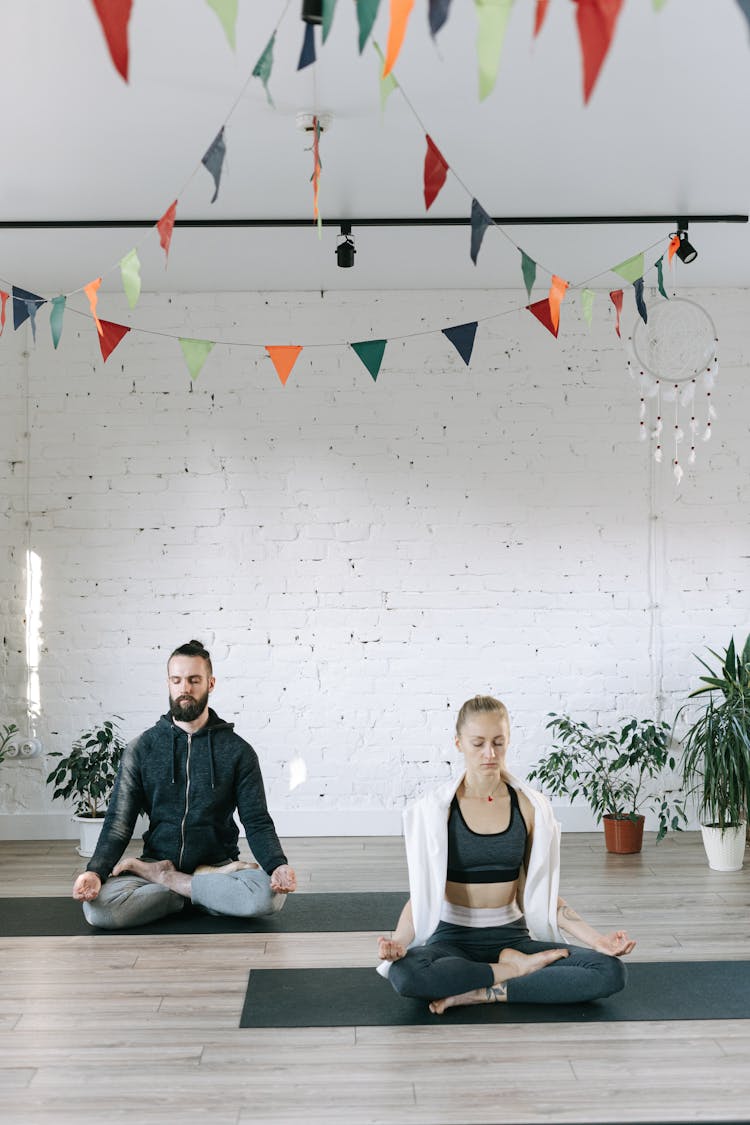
left=679, top=635, right=750, bottom=831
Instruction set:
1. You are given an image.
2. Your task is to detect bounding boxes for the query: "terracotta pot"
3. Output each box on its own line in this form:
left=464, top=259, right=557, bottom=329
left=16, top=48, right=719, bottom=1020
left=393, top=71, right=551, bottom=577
left=603, top=814, right=645, bottom=854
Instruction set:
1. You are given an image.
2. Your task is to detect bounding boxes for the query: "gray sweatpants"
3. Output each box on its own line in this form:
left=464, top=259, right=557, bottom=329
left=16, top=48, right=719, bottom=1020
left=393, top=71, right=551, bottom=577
left=82, top=867, right=286, bottom=930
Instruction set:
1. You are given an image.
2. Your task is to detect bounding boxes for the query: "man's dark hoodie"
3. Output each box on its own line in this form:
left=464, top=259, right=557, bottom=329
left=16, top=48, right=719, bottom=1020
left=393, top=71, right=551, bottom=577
left=86, top=709, right=287, bottom=883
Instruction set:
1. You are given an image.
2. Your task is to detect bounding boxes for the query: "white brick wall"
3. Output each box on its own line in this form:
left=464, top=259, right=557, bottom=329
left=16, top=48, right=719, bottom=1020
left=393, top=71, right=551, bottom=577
left=0, top=287, right=748, bottom=837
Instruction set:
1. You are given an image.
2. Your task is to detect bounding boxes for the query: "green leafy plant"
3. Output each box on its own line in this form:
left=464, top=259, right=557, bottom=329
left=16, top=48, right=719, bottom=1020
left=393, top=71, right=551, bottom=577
left=529, top=713, right=687, bottom=842
left=0, top=723, right=19, bottom=766
left=678, top=635, right=750, bottom=831
left=46, top=718, right=126, bottom=818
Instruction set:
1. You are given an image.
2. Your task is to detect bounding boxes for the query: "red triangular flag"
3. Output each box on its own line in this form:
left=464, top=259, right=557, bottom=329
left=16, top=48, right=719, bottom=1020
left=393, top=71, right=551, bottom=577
left=0, top=290, right=8, bottom=336
left=424, top=134, right=449, bottom=211
left=98, top=319, right=130, bottom=362
left=91, top=0, right=133, bottom=82
left=157, top=200, right=178, bottom=263
left=533, top=0, right=550, bottom=36
left=526, top=298, right=559, bottom=338
left=609, top=289, right=624, bottom=338
left=574, top=0, right=624, bottom=103
left=266, top=345, right=303, bottom=386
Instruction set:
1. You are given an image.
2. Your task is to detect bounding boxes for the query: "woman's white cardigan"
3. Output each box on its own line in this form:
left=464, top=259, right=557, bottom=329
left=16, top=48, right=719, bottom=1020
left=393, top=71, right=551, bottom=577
left=377, top=771, right=564, bottom=978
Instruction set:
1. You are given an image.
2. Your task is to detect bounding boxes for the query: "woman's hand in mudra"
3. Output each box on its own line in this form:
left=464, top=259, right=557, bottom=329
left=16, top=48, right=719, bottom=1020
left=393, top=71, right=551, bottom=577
left=378, top=936, right=406, bottom=962
left=593, top=930, right=636, bottom=957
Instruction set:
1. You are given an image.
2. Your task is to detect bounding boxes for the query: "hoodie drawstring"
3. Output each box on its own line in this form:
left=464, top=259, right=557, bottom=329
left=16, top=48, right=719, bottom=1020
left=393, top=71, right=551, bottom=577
left=171, top=727, right=177, bottom=784
left=208, top=730, right=216, bottom=789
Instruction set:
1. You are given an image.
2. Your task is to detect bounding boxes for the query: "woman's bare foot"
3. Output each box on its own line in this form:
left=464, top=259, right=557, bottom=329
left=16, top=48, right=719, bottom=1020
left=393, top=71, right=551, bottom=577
left=429, top=983, right=508, bottom=1015
left=111, top=857, right=192, bottom=898
left=428, top=947, right=569, bottom=1015
left=497, top=946, right=569, bottom=978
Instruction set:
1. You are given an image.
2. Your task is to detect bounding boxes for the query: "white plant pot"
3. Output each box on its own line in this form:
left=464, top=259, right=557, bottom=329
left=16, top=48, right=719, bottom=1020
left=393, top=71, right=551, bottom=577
left=700, top=822, right=747, bottom=872
left=73, top=815, right=105, bottom=858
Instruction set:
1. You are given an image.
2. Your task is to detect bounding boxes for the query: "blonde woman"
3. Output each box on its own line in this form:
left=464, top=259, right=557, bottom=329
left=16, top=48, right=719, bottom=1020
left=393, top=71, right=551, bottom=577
left=378, top=696, right=633, bottom=1013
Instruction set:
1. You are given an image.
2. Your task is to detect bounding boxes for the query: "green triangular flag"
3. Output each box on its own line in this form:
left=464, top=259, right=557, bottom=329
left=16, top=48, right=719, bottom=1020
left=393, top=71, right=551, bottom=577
left=322, top=0, right=338, bottom=42
left=205, top=0, right=238, bottom=49
left=581, top=288, right=595, bottom=326
left=654, top=255, right=669, bottom=300
left=373, top=41, right=398, bottom=111
left=520, top=250, right=536, bottom=300
left=612, top=251, right=645, bottom=285
left=50, top=295, right=66, bottom=350
left=120, top=248, right=141, bottom=309
left=653, top=0, right=668, bottom=10
left=179, top=338, right=215, bottom=381
left=351, top=339, right=386, bottom=381
left=253, top=31, right=276, bottom=107
left=357, top=0, right=380, bottom=52
left=475, top=0, right=513, bottom=101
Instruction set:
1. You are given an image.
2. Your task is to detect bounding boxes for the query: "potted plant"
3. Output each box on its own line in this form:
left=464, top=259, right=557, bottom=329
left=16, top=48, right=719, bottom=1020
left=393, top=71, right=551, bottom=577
left=678, top=635, right=750, bottom=872
left=46, top=717, right=126, bottom=856
left=528, top=713, right=687, bottom=854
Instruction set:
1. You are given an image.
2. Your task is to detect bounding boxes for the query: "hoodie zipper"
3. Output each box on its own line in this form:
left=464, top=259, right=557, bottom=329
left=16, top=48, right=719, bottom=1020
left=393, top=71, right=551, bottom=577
left=178, top=732, right=192, bottom=869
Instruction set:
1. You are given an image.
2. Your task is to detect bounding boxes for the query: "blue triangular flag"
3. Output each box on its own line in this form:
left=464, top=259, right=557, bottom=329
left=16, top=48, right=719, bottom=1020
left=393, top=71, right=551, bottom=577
left=298, top=21, right=316, bottom=69
left=201, top=127, right=226, bottom=204
left=736, top=0, right=750, bottom=34
left=633, top=277, right=648, bottom=325
left=470, top=199, right=492, bottom=265
left=12, top=286, right=45, bottom=331
left=443, top=322, right=478, bottom=366
left=429, top=0, right=453, bottom=36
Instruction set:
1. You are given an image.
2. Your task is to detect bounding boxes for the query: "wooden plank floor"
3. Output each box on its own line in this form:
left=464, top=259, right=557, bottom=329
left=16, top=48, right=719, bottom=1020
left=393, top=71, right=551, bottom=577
left=0, top=832, right=749, bottom=1124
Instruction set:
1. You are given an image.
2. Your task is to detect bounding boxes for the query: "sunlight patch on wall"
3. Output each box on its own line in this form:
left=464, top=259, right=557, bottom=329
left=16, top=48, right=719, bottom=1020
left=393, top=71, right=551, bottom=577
left=288, top=755, right=308, bottom=792
left=25, top=549, right=43, bottom=734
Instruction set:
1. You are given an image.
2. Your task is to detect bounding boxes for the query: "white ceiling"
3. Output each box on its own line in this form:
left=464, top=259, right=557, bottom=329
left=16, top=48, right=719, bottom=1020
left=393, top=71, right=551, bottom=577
left=1, top=0, right=749, bottom=295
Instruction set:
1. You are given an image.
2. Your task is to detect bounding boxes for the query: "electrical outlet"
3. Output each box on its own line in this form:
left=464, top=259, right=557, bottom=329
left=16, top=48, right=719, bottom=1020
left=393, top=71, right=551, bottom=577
left=4, top=737, right=43, bottom=759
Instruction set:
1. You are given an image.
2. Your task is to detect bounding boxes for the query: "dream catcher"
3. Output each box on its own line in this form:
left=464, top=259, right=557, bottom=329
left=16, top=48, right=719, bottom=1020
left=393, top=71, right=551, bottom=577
left=626, top=297, right=718, bottom=484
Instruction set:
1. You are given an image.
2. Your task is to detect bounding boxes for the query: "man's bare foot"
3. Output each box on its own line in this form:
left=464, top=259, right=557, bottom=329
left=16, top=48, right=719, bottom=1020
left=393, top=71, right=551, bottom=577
left=428, top=947, right=569, bottom=1015
left=111, top=857, right=193, bottom=898
left=193, top=860, right=260, bottom=874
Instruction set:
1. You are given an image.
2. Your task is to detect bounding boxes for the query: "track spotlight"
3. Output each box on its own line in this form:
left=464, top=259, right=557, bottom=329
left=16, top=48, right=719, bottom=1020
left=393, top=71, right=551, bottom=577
left=301, top=0, right=323, bottom=23
left=336, top=223, right=356, bottom=268
left=675, top=228, right=698, bottom=264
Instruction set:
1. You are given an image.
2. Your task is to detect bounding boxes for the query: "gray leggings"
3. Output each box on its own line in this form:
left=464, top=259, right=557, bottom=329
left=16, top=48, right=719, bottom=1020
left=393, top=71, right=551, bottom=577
left=82, top=867, right=286, bottom=930
left=388, top=919, right=627, bottom=1003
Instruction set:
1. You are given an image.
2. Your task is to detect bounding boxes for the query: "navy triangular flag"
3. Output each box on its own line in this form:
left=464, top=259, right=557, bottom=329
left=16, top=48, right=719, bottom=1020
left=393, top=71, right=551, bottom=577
left=470, top=199, right=492, bottom=265
left=298, top=21, right=316, bottom=69
left=443, top=322, right=478, bottom=366
left=201, top=127, right=226, bottom=204
left=12, top=286, right=45, bottom=331
left=633, top=277, right=648, bottom=324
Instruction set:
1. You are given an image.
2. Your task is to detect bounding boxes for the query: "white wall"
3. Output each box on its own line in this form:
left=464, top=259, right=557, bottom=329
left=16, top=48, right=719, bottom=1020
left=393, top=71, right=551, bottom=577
left=0, top=287, right=747, bottom=838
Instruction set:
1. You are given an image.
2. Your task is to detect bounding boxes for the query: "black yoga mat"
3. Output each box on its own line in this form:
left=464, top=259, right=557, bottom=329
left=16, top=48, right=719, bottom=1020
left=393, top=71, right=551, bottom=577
left=0, top=893, right=406, bottom=937
left=239, top=962, right=750, bottom=1027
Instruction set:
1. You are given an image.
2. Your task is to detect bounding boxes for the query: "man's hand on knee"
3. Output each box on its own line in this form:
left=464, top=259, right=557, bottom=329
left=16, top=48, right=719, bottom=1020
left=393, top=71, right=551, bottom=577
left=73, top=872, right=102, bottom=902
left=270, top=864, right=297, bottom=893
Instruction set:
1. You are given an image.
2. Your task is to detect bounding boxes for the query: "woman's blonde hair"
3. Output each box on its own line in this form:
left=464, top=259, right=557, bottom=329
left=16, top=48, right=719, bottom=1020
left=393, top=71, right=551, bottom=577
left=455, top=695, right=509, bottom=736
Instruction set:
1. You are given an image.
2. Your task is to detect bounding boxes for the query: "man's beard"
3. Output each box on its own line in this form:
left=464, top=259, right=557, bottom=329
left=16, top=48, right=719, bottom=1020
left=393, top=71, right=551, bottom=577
left=169, top=690, right=209, bottom=722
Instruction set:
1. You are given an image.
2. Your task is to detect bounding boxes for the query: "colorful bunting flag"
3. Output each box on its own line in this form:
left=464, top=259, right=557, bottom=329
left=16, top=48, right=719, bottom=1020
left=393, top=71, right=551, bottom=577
left=526, top=298, right=558, bottom=339
left=548, top=275, right=568, bottom=333
left=50, top=296, right=66, bottom=350
left=581, top=288, right=595, bottom=326
left=429, top=0, right=453, bottom=36
left=205, top=0, right=238, bottom=49
left=179, top=338, right=215, bottom=380
left=374, top=41, right=399, bottom=110
left=357, top=0, right=381, bottom=52
left=533, top=0, right=549, bottom=36
left=470, top=199, right=493, bottom=264
left=12, top=287, right=44, bottom=332
left=98, top=319, right=130, bottom=363
left=253, top=32, right=276, bottom=106
left=383, top=0, right=415, bottom=77
left=609, top=289, right=624, bottom=338
left=443, top=322, right=478, bottom=366
left=573, top=0, right=624, bottom=103
left=0, top=291, right=7, bottom=336
left=91, top=0, right=132, bottom=82
left=323, top=0, right=338, bottom=42
left=266, top=345, right=303, bottom=386
left=653, top=0, right=668, bottom=8
left=298, top=22, right=317, bottom=69
left=667, top=233, right=680, bottom=265
left=120, top=248, right=142, bottom=309
left=475, top=0, right=514, bottom=101
left=202, top=127, right=226, bottom=204
left=520, top=250, right=536, bottom=300
left=157, top=201, right=178, bottom=263
left=351, top=340, right=387, bottom=381
left=633, top=277, right=648, bottom=324
left=424, top=135, right=449, bottom=211
left=612, top=251, right=644, bottom=284
left=84, top=277, right=103, bottom=336
left=735, top=0, right=750, bottom=31
left=654, top=255, right=668, bottom=299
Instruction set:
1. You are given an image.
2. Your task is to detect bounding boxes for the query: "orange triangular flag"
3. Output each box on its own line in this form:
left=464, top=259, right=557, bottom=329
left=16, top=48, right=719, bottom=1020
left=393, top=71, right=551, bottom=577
left=609, top=289, right=624, bottom=338
left=266, top=345, right=303, bottom=386
left=548, top=275, right=569, bottom=333
left=382, top=0, right=415, bottom=77
left=84, top=277, right=103, bottom=335
left=98, top=319, right=130, bottom=362
left=157, top=200, right=178, bottom=263
left=526, top=298, right=559, bottom=338
left=667, top=233, right=680, bottom=265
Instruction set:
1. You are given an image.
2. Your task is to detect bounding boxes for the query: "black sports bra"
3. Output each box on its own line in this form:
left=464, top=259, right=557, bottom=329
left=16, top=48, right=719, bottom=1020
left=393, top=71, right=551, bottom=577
left=446, top=784, right=528, bottom=884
